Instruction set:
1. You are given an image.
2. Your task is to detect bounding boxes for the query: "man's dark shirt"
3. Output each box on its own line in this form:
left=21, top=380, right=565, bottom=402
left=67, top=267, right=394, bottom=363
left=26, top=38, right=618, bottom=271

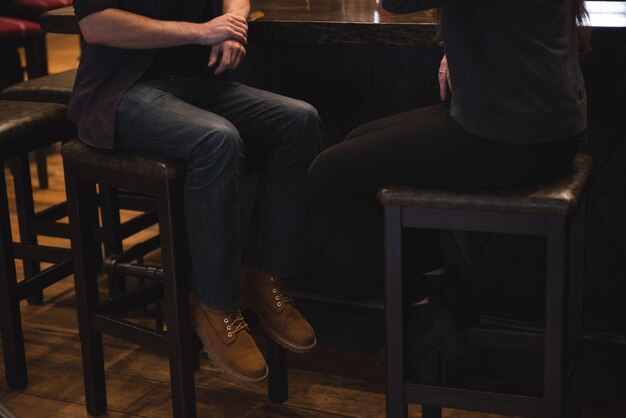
left=69, top=0, right=215, bottom=149
left=142, top=0, right=213, bottom=79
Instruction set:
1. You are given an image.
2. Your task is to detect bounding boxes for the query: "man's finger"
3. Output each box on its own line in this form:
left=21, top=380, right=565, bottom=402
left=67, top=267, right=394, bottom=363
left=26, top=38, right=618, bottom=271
left=208, top=45, right=220, bottom=67
left=231, top=25, right=248, bottom=44
left=231, top=44, right=246, bottom=69
left=215, top=45, right=232, bottom=74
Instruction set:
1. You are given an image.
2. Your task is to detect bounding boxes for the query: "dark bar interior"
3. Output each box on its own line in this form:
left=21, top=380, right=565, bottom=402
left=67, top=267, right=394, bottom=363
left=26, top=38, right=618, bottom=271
left=1, top=0, right=626, bottom=417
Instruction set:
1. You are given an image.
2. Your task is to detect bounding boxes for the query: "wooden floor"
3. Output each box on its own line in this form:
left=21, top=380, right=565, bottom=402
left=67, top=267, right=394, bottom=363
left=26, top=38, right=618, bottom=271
left=0, top=145, right=524, bottom=418
left=2, top=34, right=626, bottom=418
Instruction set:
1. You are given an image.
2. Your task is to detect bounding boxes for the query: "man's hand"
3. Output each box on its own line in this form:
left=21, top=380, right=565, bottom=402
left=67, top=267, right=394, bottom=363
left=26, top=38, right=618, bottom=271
left=439, top=54, right=453, bottom=102
left=208, top=39, right=247, bottom=75
left=197, top=13, right=248, bottom=46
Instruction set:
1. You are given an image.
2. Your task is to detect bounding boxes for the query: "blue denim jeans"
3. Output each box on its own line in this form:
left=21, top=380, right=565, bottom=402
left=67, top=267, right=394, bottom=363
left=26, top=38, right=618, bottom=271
left=115, top=76, right=321, bottom=310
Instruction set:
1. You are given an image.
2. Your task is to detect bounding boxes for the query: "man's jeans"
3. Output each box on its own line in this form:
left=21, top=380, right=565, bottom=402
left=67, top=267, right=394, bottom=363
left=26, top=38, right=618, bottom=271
left=115, top=76, right=321, bottom=310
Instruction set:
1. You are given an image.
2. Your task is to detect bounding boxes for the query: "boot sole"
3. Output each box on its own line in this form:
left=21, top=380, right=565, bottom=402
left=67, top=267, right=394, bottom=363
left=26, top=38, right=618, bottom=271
left=259, top=318, right=317, bottom=354
left=193, top=325, right=269, bottom=383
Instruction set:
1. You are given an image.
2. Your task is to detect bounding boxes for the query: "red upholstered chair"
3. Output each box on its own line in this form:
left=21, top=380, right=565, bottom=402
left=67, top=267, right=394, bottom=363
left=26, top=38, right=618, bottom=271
left=10, top=0, right=72, bottom=21
left=0, top=16, right=47, bottom=86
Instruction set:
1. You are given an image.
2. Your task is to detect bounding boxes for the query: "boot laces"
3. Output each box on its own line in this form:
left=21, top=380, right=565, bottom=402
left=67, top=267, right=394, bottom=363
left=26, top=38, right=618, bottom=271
left=270, top=277, right=293, bottom=307
left=224, top=309, right=248, bottom=338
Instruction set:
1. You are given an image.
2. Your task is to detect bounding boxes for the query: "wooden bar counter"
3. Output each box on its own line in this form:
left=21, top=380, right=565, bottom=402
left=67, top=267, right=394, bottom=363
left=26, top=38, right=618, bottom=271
left=40, top=0, right=626, bottom=395
left=40, top=0, right=440, bottom=45
left=40, top=0, right=626, bottom=48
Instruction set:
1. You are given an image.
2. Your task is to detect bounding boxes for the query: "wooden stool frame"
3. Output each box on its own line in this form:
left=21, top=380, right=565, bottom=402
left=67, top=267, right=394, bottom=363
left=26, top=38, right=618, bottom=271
left=383, top=199, right=586, bottom=418
left=63, top=152, right=288, bottom=418
left=1, top=153, right=72, bottom=389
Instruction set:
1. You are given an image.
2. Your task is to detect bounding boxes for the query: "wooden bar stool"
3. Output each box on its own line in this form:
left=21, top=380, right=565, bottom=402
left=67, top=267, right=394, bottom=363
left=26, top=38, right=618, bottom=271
left=378, top=153, right=592, bottom=418
left=61, top=139, right=288, bottom=418
left=2, top=72, right=76, bottom=304
left=1, top=69, right=158, bottom=298
left=0, top=99, right=73, bottom=389
left=0, top=17, right=48, bottom=81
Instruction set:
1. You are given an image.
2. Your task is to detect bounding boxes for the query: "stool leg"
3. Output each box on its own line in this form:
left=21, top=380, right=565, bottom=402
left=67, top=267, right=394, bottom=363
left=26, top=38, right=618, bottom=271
left=384, top=206, right=408, bottom=418
left=421, top=354, right=443, bottom=418
left=99, top=185, right=125, bottom=297
left=566, top=200, right=586, bottom=418
left=545, top=216, right=567, bottom=418
left=0, top=167, right=28, bottom=389
left=64, top=162, right=107, bottom=415
left=11, top=155, right=43, bottom=305
left=23, top=36, right=48, bottom=79
left=266, top=339, right=288, bottom=403
left=157, top=179, right=196, bottom=418
left=23, top=36, right=49, bottom=191
left=34, top=150, right=49, bottom=190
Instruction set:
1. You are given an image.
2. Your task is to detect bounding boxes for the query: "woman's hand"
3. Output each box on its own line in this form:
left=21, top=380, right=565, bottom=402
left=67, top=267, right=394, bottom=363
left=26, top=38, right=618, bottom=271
left=438, top=55, right=453, bottom=102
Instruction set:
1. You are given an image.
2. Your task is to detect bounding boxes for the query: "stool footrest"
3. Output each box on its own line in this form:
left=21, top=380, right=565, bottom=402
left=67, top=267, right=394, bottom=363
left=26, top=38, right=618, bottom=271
left=30, top=219, right=70, bottom=238
left=16, top=259, right=72, bottom=300
left=115, top=235, right=161, bottom=265
left=101, top=282, right=164, bottom=316
left=119, top=210, right=158, bottom=239
left=102, top=235, right=163, bottom=282
left=467, top=327, right=544, bottom=352
left=116, top=192, right=156, bottom=212
left=13, top=243, right=71, bottom=263
left=91, top=314, right=166, bottom=348
left=33, top=201, right=67, bottom=222
left=405, top=383, right=544, bottom=417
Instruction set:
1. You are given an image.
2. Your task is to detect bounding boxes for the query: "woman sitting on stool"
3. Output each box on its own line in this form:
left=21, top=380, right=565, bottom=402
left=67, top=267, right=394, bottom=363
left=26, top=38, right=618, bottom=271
left=308, top=0, right=589, bottom=379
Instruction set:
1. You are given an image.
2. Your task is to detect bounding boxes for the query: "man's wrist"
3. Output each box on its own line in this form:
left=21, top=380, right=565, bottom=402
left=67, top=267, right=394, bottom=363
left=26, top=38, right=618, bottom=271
left=185, top=22, right=203, bottom=44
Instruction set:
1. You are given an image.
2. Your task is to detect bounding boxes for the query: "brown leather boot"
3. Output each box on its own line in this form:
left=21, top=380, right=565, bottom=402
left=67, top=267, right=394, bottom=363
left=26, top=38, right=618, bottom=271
left=190, top=296, right=268, bottom=383
left=241, top=267, right=317, bottom=353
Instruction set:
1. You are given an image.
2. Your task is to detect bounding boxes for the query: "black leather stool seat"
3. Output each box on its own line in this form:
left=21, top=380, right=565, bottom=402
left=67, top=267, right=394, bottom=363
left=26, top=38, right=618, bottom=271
left=61, top=139, right=186, bottom=180
left=378, top=153, right=592, bottom=216
left=0, top=99, right=67, bottom=158
left=0, top=69, right=76, bottom=105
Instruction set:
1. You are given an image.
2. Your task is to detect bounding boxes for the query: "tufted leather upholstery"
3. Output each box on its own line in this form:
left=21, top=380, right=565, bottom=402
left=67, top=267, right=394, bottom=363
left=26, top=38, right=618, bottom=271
left=0, top=17, right=42, bottom=39
left=11, top=0, right=73, bottom=20
left=0, top=99, right=68, bottom=159
left=1, top=68, right=76, bottom=104
left=377, top=153, right=592, bottom=216
left=61, top=139, right=187, bottom=180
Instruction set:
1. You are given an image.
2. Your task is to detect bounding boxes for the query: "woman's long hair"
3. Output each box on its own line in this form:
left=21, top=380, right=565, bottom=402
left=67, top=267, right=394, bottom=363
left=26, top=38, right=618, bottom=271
left=575, top=0, right=591, bottom=54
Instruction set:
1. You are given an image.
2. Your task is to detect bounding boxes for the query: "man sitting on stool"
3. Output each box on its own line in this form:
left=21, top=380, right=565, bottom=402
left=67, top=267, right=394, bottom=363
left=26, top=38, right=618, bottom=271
left=70, top=0, right=321, bottom=382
